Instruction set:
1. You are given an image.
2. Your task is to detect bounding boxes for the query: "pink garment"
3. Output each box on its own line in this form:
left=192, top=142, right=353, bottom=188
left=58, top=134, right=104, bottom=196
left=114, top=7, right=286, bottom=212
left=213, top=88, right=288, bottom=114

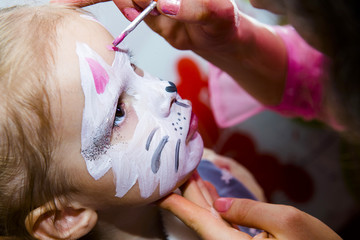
left=208, top=66, right=265, bottom=128
left=209, top=25, right=330, bottom=128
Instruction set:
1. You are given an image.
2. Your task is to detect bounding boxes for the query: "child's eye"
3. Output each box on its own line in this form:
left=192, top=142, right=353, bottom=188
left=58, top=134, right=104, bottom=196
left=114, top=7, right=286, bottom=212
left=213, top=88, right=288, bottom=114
left=114, top=102, right=125, bottom=127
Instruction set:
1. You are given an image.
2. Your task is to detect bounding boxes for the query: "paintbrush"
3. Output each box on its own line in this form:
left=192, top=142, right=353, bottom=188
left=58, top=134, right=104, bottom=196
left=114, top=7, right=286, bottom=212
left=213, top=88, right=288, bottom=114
left=113, top=0, right=157, bottom=46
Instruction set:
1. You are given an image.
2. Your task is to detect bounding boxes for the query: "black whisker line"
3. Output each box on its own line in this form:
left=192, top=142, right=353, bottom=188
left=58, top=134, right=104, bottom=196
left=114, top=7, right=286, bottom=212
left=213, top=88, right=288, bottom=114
left=145, top=128, right=158, bottom=151
left=175, top=100, right=190, bottom=108
left=165, top=81, right=177, bottom=93
left=175, top=139, right=181, bottom=173
left=151, top=136, right=169, bottom=174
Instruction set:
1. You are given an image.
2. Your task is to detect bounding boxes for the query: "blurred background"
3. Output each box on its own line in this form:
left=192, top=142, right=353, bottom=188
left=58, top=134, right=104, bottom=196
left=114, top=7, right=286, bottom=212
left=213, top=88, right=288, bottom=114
left=1, top=0, right=359, bottom=238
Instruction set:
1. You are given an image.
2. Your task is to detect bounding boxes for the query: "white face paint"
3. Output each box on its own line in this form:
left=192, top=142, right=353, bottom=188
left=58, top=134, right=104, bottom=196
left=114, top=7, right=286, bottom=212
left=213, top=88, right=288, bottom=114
left=76, top=43, right=203, bottom=198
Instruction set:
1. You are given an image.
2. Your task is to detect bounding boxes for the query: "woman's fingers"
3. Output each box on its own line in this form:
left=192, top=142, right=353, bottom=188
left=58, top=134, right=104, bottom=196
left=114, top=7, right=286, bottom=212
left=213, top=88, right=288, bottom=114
left=158, top=193, right=221, bottom=239
left=51, top=0, right=241, bottom=51
left=157, top=0, right=237, bottom=22
left=214, top=198, right=281, bottom=233
left=181, top=171, right=214, bottom=208
left=111, top=0, right=211, bottom=24
left=156, top=0, right=209, bottom=22
left=159, top=173, right=250, bottom=239
left=132, top=0, right=153, bottom=9
left=214, top=198, right=342, bottom=240
left=50, top=0, right=109, bottom=7
left=203, top=180, right=220, bottom=202
left=158, top=193, right=251, bottom=240
left=253, top=231, right=273, bottom=239
left=52, top=0, right=232, bottom=24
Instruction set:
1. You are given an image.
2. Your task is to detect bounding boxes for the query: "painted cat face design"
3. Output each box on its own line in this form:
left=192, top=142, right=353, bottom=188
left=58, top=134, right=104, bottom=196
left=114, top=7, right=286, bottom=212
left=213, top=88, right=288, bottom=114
left=77, top=42, right=203, bottom=199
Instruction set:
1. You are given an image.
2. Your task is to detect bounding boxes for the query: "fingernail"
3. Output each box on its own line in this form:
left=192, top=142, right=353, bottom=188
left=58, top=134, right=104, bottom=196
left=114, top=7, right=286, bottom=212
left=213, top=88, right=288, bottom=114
left=160, top=0, right=180, bottom=16
left=123, top=7, right=140, bottom=21
left=214, top=198, right=233, bottom=212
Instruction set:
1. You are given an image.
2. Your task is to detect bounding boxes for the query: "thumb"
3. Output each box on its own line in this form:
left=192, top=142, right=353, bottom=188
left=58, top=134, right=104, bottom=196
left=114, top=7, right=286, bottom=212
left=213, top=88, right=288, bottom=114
left=214, top=198, right=283, bottom=234
left=157, top=0, right=237, bottom=23
left=213, top=198, right=342, bottom=240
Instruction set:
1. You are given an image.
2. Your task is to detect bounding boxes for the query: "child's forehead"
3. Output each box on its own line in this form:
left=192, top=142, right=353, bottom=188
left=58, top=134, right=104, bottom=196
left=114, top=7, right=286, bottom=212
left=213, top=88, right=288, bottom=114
left=61, top=13, right=115, bottom=58
left=50, top=24, right=112, bottom=115
left=56, top=14, right=115, bottom=76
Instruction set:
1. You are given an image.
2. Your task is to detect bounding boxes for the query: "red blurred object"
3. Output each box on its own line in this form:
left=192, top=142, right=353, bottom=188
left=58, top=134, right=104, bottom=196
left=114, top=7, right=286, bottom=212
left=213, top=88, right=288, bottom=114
left=175, top=56, right=314, bottom=202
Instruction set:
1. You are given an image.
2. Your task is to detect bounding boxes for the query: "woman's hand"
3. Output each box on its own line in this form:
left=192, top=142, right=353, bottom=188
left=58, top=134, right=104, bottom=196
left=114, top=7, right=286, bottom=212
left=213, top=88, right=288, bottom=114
left=117, top=0, right=242, bottom=54
left=159, top=171, right=256, bottom=239
left=52, top=0, right=243, bottom=52
left=214, top=198, right=342, bottom=240
left=51, top=0, right=287, bottom=105
left=158, top=172, right=342, bottom=240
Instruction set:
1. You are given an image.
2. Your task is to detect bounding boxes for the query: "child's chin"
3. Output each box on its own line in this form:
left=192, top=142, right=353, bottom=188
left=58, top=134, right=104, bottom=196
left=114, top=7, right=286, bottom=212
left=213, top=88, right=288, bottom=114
left=151, top=134, right=204, bottom=202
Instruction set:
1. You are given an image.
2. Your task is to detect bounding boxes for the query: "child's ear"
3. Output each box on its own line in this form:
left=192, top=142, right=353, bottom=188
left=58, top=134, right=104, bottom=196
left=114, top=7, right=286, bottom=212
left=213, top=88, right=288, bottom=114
left=25, top=200, right=98, bottom=240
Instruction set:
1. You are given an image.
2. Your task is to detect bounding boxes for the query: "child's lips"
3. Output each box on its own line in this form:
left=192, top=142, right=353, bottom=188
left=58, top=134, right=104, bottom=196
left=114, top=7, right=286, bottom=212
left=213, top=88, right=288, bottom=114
left=186, top=112, right=198, bottom=143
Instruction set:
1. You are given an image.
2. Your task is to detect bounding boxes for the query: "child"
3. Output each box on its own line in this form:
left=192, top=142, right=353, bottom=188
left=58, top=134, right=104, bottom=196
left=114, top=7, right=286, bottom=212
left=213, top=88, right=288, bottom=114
left=50, top=0, right=352, bottom=239
left=0, top=4, right=263, bottom=239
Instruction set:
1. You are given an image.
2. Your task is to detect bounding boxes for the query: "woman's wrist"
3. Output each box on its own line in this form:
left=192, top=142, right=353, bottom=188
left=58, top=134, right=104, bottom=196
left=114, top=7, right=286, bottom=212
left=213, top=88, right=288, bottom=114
left=198, top=14, right=287, bottom=105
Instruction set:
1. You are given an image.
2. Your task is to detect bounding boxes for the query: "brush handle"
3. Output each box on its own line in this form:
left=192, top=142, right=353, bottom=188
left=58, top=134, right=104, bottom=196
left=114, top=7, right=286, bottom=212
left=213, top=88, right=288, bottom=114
left=113, top=1, right=157, bottom=46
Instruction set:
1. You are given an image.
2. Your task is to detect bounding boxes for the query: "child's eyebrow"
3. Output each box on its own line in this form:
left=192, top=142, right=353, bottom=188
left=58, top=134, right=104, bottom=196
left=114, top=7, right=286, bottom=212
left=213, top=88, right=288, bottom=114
left=121, top=48, right=134, bottom=61
left=109, top=45, right=131, bottom=55
left=109, top=46, right=134, bottom=62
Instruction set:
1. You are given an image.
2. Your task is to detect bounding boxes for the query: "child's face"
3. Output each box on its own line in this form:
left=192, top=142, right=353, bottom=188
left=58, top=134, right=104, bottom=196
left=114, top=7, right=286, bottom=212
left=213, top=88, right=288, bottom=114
left=53, top=14, right=203, bottom=206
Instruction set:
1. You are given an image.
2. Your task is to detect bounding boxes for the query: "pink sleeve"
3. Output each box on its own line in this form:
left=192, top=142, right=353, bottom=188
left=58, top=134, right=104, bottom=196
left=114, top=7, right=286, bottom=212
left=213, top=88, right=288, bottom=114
left=209, top=25, right=332, bottom=128
left=267, top=26, right=328, bottom=120
left=208, top=64, right=264, bottom=128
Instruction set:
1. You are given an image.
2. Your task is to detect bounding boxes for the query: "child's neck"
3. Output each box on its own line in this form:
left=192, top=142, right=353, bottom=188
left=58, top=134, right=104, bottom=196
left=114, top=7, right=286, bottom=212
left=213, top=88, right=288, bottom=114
left=95, top=204, right=166, bottom=240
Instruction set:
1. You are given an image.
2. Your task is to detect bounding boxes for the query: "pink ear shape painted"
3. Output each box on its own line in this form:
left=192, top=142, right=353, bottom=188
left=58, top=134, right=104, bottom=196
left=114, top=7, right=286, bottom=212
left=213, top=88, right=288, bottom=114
left=86, top=57, right=109, bottom=94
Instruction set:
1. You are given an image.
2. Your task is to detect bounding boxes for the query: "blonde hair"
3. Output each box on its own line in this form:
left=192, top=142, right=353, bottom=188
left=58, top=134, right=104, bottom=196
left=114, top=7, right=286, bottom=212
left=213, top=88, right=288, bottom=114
left=0, top=4, right=82, bottom=238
